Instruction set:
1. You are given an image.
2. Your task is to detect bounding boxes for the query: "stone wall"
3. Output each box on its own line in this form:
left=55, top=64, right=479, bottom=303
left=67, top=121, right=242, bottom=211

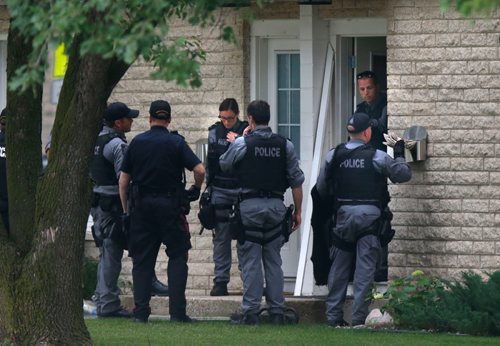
left=385, top=1, right=500, bottom=279
left=108, top=9, right=248, bottom=295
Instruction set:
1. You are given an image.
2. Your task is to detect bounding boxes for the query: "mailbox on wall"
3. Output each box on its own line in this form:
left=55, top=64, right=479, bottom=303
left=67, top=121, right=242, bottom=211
left=387, top=125, right=427, bottom=162
left=403, top=126, right=427, bottom=162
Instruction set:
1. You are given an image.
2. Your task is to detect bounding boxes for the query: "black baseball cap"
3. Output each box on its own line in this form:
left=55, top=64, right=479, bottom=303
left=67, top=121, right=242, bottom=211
left=104, top=102, right=139, bottom=122
left=149, top=100, right=171, bottom=120
left=346, top=112, right=374, bottom=133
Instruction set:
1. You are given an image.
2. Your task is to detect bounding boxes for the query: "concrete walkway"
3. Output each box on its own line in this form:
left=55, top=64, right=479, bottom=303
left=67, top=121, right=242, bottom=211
left=118, top=295, right=386, bottom=324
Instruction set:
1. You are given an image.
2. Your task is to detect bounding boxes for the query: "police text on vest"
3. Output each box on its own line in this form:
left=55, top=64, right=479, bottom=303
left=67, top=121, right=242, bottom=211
left=340, top=158, right=364, bottom=168
left=254, top=147, right=280, bottom=157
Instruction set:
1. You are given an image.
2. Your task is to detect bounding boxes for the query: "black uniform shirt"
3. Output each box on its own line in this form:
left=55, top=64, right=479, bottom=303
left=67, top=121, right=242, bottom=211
left=121, top=126, right=201, bottom=191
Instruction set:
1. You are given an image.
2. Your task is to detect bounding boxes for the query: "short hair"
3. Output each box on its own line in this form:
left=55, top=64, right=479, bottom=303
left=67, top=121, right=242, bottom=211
left=104, top=119, right=115, bottom=128
left=219, top=98, right=239, bottom=115
left=356, top=70, right=378, bottom=85
left=247, top=100, right=270, bottom=125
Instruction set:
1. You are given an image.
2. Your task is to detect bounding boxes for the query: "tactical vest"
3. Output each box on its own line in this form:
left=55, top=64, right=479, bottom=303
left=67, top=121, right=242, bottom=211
left=355, top=94, right=387, bottom=151
left=329, top=143, right=388, bottom=206
left=237, top=133, right=288, bottom=193
left=207, top=120, right=248, bottom=188
left=90, top=132, right=125, bottom=186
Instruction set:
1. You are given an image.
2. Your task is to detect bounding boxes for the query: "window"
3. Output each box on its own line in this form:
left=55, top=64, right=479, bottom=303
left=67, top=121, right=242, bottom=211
left=277, top=53, right=300, bottom=158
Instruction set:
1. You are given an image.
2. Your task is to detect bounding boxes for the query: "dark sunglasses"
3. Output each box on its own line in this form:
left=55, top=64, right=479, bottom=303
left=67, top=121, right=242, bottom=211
left=356, top=71, right=377, bottom=80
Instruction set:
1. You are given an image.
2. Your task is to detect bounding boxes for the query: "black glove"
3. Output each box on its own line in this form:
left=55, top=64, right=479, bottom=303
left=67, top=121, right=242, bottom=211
left=370, top=118, right=379, bottom=129
left=186, top=185, right=201, bottom=202
left=393, top=139, right=405, bottom=159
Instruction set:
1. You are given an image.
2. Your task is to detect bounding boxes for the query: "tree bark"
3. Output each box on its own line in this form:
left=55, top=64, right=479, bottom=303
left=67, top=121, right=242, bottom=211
left=0, top=25, right=130, bottom=345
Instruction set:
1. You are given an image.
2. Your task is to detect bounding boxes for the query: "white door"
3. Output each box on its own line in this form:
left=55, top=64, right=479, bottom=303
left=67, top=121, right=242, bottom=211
left=267, top=39, right=301, bottom=287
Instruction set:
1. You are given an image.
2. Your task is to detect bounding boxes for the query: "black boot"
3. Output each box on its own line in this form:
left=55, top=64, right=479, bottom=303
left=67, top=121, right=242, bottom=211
left=151, top=276, right=169, bottom=296
left=230, top=312, right=259, bottom=325
left=210, top=282, right=228, bottom=296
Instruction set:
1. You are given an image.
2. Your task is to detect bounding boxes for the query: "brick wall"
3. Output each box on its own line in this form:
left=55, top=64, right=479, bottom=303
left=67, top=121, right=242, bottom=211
left=108, top=9, right=247, bottom=295
left=385, top=1, right=500, bottom=279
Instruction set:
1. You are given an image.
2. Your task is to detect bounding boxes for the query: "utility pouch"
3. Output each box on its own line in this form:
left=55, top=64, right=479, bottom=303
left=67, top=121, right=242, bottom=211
left=198, top=191, right=216, bottom=232
left=281, top=205, right=294, bottom=243
left=228, top=204, right=244, bottom=245
left=378, top=207, right=395, bottom=247
left=177, top=188, right=191, bottom=215
left=108, top=214, right=129, bottom=250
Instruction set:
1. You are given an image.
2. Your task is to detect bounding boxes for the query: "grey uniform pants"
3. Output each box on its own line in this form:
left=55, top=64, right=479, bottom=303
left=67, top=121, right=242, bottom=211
left=91, top=206, right=124, bottom=315
left=211, top=187, right=240, bottom=284
left=238, top=197, right=286, bottom=315
left=326, top=234, right=381, bottom=323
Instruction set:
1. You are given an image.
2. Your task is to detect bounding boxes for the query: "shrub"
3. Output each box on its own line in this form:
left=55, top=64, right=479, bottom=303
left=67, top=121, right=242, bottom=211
left=383, top=270, right=500, bottom=336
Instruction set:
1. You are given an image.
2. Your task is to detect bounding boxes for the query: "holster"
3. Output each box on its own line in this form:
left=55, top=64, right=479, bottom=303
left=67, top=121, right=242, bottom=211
left=198, top=190, right=216, bottom=232
left=92, top=193, right=128, bottom=250
left=378, top=206, right=395, bottom=247
left=281, top=205, right=294, bottom=243
left=177, top=188, right=191, bottom=215
left=228, top=203, right=244, bottom=245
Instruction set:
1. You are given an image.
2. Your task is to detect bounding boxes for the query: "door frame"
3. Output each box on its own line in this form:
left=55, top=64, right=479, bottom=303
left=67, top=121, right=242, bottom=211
left=329, top=18, right=387, bottom=147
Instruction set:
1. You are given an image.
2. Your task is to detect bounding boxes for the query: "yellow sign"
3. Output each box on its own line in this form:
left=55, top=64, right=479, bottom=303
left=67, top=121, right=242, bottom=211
left=53, top=43, right=68, bottom=78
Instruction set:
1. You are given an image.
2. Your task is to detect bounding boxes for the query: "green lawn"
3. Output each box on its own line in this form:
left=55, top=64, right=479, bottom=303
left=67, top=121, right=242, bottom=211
left=86, top=319, right=500, bottom=345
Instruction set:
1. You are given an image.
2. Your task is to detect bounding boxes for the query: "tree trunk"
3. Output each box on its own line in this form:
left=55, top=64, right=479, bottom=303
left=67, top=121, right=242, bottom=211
left=0, top=25, right=130, bottom=344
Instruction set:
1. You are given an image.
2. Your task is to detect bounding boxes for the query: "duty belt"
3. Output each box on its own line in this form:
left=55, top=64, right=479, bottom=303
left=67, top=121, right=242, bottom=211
left=337, top=199, right=380, bottom=207
left=240, top=191, right=284, bottom=201
left=213, top=177, right=239, bottom=190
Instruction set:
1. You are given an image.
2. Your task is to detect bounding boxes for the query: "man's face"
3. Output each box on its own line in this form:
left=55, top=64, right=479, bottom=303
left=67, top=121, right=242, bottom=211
left=219, top=110, right=237, bottom=129
left=116, top=117, right=133, bottom=133
left=357, top=78, right=378, bottom=105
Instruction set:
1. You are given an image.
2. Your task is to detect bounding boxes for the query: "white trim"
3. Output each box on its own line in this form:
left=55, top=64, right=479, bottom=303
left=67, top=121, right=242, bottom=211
left=294, top=43, right=334, bottom=296
left=330, top=18, right=387, bottom=36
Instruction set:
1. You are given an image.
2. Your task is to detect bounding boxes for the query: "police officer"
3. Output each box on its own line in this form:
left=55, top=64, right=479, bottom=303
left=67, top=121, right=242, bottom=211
left=355, top=70, right=389, bottom=282
left=119, top=100, right=205, bottom=323
left=206, top=98, right=248, bottom=296
left=316, top=112, right=411, bottom=327
left=90, top=102, right=168, bottom=318
left=0, top=109, right=8, bottom=232
left=220, top=100, right=304, bottom=325
left=355, top=70, right=387, bottom=152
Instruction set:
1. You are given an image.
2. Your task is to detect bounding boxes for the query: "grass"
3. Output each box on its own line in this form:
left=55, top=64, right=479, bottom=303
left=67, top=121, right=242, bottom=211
left=86, top=319, right=500, bottom=345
